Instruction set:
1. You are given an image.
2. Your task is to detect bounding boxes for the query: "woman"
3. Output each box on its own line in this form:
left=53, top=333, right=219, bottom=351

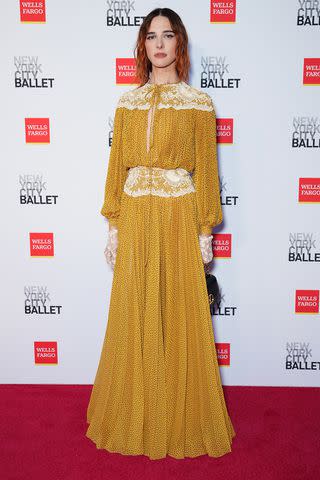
left=86, top=7, right=236, bottom=460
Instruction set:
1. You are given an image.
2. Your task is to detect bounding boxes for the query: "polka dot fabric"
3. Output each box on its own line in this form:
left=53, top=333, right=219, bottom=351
left=86, top=81, right=236, bottom=459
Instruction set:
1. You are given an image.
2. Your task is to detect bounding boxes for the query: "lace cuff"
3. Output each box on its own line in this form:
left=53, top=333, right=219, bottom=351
left=199, top=233, right=213, bottom=263
left=104, top=226, right=118, bottom=269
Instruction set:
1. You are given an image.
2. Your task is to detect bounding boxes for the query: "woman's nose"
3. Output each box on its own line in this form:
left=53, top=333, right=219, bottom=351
left=156, top=38, right=163, bottom=48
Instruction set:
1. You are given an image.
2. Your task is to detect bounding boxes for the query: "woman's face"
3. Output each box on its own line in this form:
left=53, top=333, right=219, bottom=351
left=144, top=15, right=177, bottom=70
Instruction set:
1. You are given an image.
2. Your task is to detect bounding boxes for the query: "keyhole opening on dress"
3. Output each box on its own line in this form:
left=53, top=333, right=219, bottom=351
left=146, top=103, right=156, bottom=155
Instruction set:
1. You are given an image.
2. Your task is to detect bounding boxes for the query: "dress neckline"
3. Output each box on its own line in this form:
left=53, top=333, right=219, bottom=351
left=146, top=80, right=184, bottom=88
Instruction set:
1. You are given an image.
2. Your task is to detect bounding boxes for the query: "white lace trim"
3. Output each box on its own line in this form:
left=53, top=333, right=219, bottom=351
left=199, top=234, right=213, bottom=263
left=123, top=166, right=196, bottom=198
left=117, top=82, right=214, bottom=112
left=104, top=227, right=118, bottom=270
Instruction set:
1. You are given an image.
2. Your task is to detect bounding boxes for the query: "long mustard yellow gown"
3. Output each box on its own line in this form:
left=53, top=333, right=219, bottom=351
left=86, top=79, right=236, bottom=459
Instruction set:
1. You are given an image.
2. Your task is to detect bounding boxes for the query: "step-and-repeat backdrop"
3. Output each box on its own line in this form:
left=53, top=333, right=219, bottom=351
left=1, top=0, right=319, bottom=386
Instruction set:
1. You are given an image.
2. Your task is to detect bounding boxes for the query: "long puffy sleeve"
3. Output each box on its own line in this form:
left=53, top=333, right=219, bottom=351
left=100, top=102, right=127, bottom=228
left=193, top=94, right=223, bottom=235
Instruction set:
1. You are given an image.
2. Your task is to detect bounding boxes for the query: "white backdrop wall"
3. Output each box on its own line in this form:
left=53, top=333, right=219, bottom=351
left=0, top=0, right=319, bottom=386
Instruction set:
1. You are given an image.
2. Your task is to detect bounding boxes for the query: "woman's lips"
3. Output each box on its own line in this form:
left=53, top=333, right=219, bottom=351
left=154, top=53, right=167, bottom=58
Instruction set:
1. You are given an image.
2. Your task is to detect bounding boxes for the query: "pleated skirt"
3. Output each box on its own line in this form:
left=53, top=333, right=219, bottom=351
left=86, top=190, right=236, bottom=460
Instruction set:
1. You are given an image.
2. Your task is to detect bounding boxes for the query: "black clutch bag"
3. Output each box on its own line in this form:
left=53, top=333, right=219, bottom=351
left=205, top=271, right=221, bottom=315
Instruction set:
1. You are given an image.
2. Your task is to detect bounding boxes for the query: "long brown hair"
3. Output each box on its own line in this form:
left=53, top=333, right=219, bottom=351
left=134, top=8, right=191, bottom=87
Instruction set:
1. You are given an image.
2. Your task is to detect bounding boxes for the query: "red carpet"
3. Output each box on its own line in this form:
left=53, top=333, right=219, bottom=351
left=1, top=385, right=319, bottom=480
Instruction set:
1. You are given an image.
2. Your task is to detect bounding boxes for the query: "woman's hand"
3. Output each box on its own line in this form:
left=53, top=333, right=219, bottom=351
left=104, top=226, right=118, bottom=269
left=199, top=233, right=213, bottom=264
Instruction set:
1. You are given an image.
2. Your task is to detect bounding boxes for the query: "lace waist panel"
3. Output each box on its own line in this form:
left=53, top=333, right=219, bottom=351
left=123, top=166, right=196, bottom=197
